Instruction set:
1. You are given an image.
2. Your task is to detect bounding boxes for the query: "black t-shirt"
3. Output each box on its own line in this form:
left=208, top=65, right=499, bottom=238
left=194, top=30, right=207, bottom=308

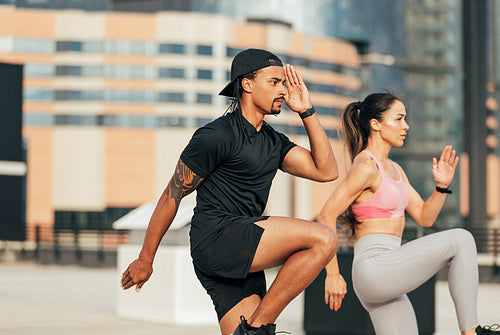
left=180, top=110, right=296, bottom=249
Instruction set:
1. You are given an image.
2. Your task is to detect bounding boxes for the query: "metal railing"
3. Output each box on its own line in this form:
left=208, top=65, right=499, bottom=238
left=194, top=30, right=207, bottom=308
left=469, top=227, right=500, bottom=254
left=33, top=225, right=129, bottom=265
left=468, top=227, right=500, bottom=275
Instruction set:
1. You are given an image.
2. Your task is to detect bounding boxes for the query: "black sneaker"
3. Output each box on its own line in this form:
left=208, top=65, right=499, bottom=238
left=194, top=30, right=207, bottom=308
left=476, top=324, right=500, bottom=334
left=232, top=316, right=276, bottom=335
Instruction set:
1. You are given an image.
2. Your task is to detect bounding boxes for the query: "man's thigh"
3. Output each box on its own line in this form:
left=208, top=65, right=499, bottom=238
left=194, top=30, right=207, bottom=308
left=250, top=216, right=335, bottom=272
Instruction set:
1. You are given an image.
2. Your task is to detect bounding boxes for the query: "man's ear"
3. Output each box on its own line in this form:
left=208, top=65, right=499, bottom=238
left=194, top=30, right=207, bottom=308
left=241, top=77, right=253, bottom=93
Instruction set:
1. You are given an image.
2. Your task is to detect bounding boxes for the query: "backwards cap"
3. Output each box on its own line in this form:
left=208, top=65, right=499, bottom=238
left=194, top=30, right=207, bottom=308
left=219, top=48, right=283, bottom=97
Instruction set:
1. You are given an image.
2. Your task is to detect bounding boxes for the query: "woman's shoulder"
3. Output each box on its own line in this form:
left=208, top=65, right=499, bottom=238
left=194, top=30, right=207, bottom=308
left=389, top=159, right=409, bottom=181
left=353, top=151, right=377, bottom=169
left=351, top=152, right=379, bottom=179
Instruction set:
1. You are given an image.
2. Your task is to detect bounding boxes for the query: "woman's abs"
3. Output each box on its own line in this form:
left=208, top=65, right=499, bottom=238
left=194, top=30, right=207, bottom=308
left=354, top=217, right=405, bottom=242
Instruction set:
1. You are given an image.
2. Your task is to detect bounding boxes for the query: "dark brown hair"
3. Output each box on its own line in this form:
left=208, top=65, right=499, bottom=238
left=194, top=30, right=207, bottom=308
left=226, top=71, right=258, bottom=114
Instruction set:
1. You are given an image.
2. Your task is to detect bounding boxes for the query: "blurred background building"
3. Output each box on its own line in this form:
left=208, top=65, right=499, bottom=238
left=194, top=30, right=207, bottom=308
left=0, top=0, right=499, bottom=258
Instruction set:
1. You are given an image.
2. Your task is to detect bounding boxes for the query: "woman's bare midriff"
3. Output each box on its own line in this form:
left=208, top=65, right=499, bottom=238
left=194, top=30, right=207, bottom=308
left=354, top=216, right=406, bottom=242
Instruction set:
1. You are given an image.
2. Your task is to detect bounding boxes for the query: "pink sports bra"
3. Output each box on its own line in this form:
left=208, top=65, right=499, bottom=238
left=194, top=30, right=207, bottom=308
left=350, top=150, right=410, bottom=221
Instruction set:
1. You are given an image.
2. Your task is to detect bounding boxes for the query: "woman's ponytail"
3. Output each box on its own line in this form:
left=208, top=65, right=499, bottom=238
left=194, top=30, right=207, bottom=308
left=341, top=101, right=368, bottom=162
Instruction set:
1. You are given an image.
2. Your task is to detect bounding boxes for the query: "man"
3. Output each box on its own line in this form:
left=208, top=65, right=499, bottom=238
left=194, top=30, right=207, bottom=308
left=121, top=48, right=338, bottom=335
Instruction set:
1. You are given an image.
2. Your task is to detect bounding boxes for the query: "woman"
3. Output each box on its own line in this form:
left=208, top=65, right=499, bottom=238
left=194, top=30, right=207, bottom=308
left=317, top=92, right=499, bottom=335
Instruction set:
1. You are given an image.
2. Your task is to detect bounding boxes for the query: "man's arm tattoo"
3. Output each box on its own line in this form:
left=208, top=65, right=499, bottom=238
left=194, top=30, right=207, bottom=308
left=170, top=160, right=203, bottom=208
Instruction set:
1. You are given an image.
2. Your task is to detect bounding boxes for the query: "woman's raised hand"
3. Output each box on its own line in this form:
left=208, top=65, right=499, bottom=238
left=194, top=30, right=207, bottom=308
left=432, top=145, right=459, bottom=188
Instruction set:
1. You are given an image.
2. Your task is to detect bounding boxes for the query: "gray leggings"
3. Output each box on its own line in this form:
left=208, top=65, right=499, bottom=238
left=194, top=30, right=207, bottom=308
left=352, top=228, right=479, bottom=334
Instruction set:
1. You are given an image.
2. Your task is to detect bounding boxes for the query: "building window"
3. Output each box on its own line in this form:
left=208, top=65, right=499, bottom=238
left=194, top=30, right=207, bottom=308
left=107, top=65, right=130, bottom=79
left=308, top=60, right=347, bottom=73
left=23, top=113, right=54, bottom=126
left=196, top=93, right=212, bottom=104
left=24, top=63, right=54, bottom=77
left=146, top=66, right=158, bottom=79
left=55, top=208, right=134, bottom=230
left=56, top=41, right=83, bottom=52
left=158, top=92, right=185, bottom=103
left=143, top=41, right=157, bottom=55
left=129, top=66, right=147, bottom=79
left=82, top=41, right=105, bottom=53
left=54, top=114, right=99, bottom=126
left=82, top=65, right=103, bottom=77
left=197, top=69, right=213, bottom=80
left=55, top=90, right=78, bottom=101
left=290, top=56, right=307, bottom=67
left=308, top=83, right=339, bottom=94
left=159, top=43, right=185, bottom=54
left=159, top=67, right=185, bottom=79
left=106, top=90, right=131, bottom=103
left=106, top=65, right=156, bottom=80
left=102, top=115, right=158, bottom=127
left=108, top=40, right=132, bottom=54
left=56, top=65, right=82, bottom=76
left=55, top=90, right=103, bottom=101
left=24, top=88, right=54, bottom=101
left=197, top=44, right=213, bottom=56
left=130, top=41, right=157, bottom=55
left=14, top=38, right=54, bottom=53
left=156, top=116, right=178, bottom=127
left=315, top=106, right=340, bottom=117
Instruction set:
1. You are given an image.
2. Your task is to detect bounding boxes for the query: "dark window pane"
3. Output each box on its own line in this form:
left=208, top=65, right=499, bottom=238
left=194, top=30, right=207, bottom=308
left=197, top=69, right=212, bottom=80
left=197, top=44, right=212, bottom=56
left=159, top=43, right=185, bottom=54
left=196, top=93, right=212, bottom=104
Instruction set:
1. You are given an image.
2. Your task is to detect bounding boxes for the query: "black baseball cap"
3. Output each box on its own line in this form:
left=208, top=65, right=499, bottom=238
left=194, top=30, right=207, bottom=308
left=219, top=48, right=284, bottom=97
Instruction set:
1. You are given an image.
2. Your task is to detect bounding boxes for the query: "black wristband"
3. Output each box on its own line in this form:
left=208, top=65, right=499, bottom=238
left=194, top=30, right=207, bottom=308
left=299, top=107, right=316, bottom=119
left=436, top=186, right=452, bottom=194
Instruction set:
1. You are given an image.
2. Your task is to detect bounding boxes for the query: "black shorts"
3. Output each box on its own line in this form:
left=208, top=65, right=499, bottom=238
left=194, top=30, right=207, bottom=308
left=194, top=266, right=267, bottom=321
left=191, top=215, right=269, bottom=320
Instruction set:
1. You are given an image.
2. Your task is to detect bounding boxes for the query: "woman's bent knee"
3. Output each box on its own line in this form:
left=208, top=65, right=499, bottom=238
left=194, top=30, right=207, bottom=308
left=450, top=228, right=476, bottom=248
left=439, top=228, right=477, bottom=257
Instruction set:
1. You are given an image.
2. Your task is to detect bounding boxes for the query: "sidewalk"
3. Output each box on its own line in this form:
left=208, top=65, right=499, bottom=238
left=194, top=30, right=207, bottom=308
left=0, top=262, right=498, bottom=335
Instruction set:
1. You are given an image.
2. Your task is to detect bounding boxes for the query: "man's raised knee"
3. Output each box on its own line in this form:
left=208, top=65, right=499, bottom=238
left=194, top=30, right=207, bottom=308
left=314, top=225, right=338, bottom=259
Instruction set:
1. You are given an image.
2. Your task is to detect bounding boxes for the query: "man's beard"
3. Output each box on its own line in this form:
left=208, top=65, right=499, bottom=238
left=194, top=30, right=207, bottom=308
left=270, top=99, right=282, bottom=115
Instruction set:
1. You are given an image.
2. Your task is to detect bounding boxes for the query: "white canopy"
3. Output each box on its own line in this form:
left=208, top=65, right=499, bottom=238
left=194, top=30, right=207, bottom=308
left=113, top=195, right=196, bottom=231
